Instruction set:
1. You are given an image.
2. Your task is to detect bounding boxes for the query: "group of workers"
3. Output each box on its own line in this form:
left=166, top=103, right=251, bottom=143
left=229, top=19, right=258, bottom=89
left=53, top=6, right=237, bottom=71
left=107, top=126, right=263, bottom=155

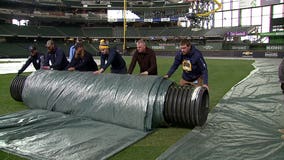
left=18, top=38, right=209, bottom=89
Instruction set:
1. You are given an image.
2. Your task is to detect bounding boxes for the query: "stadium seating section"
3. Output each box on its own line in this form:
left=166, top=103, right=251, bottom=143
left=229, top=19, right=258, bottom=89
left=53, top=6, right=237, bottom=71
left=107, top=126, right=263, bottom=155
left=0, top=23, right=268, bottom=58
left=0, top=23, right=255, bottom=39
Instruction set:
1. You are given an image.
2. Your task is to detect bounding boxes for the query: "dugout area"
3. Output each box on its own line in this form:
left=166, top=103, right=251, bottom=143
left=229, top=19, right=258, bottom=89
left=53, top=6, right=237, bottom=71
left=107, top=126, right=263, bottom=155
left=0, top=58, right=283, bottom=159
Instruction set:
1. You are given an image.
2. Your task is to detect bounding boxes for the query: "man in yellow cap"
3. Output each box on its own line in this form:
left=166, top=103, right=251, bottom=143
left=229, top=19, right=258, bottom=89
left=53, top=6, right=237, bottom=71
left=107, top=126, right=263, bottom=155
left=93, top=39, right=127, bottom=74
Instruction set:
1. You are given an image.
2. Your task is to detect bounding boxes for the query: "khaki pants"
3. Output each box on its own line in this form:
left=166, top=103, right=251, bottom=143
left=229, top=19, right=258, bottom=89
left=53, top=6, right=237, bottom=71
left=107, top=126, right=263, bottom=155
left=179, top=77, right=203, bottom=86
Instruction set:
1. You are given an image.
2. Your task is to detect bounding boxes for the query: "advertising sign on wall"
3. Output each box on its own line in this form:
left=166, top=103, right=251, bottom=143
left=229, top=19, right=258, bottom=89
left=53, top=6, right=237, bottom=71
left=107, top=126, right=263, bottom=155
left=261, top=0, right=280, bottom=6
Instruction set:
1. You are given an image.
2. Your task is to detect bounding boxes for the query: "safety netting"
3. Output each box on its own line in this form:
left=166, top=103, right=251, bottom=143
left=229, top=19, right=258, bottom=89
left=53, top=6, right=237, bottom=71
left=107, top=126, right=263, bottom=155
left=158, top=59, right=284, bottom=160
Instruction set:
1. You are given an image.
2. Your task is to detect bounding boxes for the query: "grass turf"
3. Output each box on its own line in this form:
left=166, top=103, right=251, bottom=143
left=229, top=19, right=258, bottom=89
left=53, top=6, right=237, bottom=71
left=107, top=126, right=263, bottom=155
left=0, top=57, right=254, bottom=160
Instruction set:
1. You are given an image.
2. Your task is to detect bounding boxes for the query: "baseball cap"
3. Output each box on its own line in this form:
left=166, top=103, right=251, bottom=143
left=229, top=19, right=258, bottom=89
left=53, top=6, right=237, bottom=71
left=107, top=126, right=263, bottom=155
left=28, top=45, right=36, bottom=52
left=46, top=40, right=54, bottom=47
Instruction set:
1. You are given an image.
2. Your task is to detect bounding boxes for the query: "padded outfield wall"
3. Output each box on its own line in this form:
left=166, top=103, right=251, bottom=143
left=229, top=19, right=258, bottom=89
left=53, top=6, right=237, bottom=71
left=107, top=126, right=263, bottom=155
left=147, top=42, right=284, bottom=58
left=0, top=39, right=283, bottom=58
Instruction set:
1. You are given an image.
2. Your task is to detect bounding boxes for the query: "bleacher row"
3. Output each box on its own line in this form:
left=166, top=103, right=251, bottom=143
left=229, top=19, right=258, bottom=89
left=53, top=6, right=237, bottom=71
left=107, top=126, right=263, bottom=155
left=0, top=40, right=102, bottom=58
left=0, top=24, right=256, bottom=57
left=0, top=24, right=255, bottom=39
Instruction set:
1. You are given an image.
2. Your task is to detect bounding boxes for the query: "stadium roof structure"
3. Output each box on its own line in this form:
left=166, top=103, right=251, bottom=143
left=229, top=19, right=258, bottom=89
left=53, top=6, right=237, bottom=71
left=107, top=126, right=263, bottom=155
left=0, top=0, right=220, bottom=31
left=0, top=0, right=195, bottom=8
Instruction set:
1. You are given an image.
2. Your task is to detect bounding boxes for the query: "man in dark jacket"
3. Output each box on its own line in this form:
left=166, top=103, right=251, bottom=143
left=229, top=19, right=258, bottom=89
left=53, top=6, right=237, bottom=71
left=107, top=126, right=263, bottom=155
left=18, top=45, right=44, bottom=75
left=66, top=42, right=98, bottom=71
left=164, top=39, right=209, bottom=90
left=128, top=39, right=157, bottom=75
left=43, top=40, right=69, bottom=70
left=93, top=39, right=127, bottom=74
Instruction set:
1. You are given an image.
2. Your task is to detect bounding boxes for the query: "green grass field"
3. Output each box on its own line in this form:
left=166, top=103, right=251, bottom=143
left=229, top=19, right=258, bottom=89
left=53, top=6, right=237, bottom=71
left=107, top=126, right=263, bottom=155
left=0, top=56, right=254, bottom=160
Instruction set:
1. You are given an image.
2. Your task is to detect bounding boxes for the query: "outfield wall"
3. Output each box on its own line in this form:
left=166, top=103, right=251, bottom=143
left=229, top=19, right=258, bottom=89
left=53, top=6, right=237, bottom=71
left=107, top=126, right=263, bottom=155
left=1, top=40, right=283, bottom=58
left=155, top=50, right=284, bottom=58
left=152, top=42, right=284, bottom=58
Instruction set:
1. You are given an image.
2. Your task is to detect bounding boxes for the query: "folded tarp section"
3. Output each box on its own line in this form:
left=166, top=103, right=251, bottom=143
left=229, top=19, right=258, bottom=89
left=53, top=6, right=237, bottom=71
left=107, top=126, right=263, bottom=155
left=0, top=70, right=172, bottom=160
left=158, top=59, right=284, bottom=160
left=0, top=109, right=147, bottom=160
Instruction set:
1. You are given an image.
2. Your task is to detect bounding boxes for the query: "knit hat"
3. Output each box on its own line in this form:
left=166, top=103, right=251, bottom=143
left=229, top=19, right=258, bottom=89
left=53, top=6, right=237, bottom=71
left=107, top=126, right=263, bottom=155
left=99, top=39, right=109, bottom=50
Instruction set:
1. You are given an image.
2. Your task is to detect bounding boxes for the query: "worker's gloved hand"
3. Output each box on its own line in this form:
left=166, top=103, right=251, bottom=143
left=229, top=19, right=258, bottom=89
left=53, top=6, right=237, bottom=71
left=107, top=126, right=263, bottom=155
left=140, top=71, right=148, bottom=75
left=163, top=75, right=169, bottom=79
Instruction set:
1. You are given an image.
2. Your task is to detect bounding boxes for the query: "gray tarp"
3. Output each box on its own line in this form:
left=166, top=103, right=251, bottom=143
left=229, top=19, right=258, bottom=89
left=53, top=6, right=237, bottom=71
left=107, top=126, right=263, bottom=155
left=0, top=71, right=173, bottom=160
left=22, top=71, right=172, bottom=131
left=0, top=110, right=146, bottom=160
left=158, top=59, right=284, bottom=160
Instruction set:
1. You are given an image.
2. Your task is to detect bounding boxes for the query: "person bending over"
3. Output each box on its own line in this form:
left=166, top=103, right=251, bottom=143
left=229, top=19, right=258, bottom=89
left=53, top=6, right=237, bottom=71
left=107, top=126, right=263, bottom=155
left=128, top=39, right=157, bottom=75
left=94, top=39, right=127, bottom=74
left=66, top=42, right=98, bottom=71
left=164, top=39, right=209, bottom=90
left=43, top=39, right=69, bottom=70
left=18, top=45, right=44, bottom=75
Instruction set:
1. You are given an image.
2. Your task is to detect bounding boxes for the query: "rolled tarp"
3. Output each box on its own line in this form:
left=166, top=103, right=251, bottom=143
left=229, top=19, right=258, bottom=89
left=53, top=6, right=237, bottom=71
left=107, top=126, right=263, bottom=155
left=22, top=70, right=172, bottom=131
left=164, top=85, right=209, bottom=127
left=4, top=70, right=209, bottom=159
left=9, top=70, right=210, bottom=130
left=10, top=75, right=26, bottom=102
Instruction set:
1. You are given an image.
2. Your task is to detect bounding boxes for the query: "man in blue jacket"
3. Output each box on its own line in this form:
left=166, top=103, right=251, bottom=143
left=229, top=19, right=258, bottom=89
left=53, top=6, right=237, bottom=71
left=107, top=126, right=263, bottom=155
left=18, top=45, right=44, bottom=75
left=43, top=40, right=69, bottom=70
left=164, top=39, right=209, bottom=90
left=93, top=39, right=127, bottom=74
